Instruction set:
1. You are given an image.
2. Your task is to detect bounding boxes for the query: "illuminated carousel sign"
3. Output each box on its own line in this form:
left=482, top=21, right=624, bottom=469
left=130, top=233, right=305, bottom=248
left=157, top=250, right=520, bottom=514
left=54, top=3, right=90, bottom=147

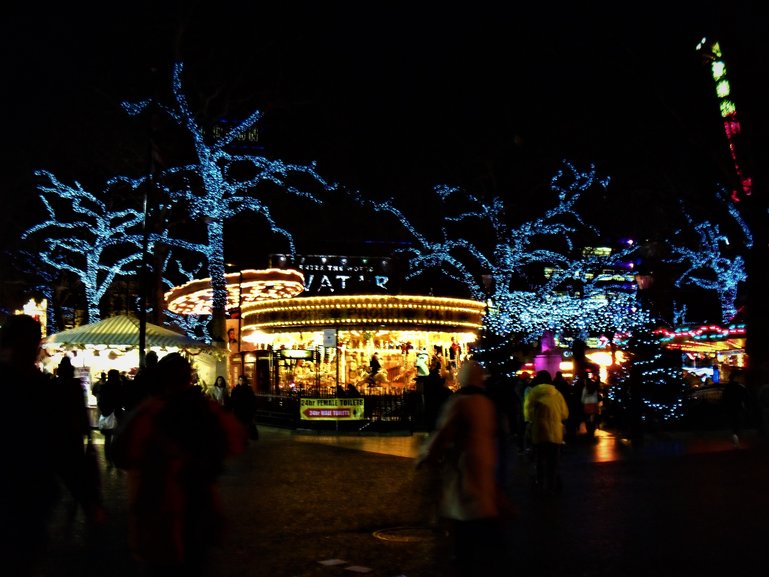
left=269, top=254, right=393, bottom=295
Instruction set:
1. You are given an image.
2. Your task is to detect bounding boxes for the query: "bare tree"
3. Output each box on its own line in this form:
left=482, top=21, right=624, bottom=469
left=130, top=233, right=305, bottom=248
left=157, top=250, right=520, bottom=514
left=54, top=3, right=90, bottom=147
left=119, top=62, right=336, bottom=342
left=356, top=161, right=647, bottom=342
left=667, top=190, right=752, bottom=324
left=22, top=171, right=146, bottom=323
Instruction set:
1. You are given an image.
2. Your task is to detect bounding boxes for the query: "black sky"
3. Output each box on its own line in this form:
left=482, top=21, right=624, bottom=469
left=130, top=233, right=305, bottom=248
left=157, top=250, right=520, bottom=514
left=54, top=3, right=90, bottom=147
left=3, top=1, right=762, bottom=269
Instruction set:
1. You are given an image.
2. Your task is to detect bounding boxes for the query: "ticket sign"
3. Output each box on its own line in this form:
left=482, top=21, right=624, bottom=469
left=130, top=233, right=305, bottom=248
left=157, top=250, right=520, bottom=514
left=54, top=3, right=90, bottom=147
left=300, top=397, right=365, bottom=420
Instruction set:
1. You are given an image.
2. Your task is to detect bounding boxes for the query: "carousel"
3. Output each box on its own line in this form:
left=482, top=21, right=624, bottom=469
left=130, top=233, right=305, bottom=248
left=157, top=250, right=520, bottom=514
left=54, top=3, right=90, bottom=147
left=164, top=268, right=486, bottom=394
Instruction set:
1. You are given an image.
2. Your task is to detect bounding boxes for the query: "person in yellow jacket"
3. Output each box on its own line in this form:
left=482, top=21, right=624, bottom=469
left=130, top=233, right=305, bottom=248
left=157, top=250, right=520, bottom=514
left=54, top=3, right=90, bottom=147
left=524, top=370, right=569, bottom=494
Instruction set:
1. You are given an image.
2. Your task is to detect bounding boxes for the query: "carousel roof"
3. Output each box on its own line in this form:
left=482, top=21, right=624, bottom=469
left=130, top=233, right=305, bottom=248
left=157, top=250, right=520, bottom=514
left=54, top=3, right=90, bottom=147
left=43, top=314, right=214, bottom=351
left=654, top=322, right=746, bottom=353
left=165, top=268, right=305, bottom=315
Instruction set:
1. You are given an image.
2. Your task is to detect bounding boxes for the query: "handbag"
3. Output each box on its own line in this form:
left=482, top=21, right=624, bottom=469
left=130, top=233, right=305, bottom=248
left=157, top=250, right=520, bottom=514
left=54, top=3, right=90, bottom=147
left=98, top=411, right=117, bottom=431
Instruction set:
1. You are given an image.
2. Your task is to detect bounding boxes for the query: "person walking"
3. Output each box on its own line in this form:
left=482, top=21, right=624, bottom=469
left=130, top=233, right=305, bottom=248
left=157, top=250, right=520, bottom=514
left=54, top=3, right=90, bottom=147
left=423, top=370, right=452, bottom=432
left=54, top=356, right=104, bottom=529
left=512, top=371, right=531, bottom=454
left=229, top=375, right=259, bottom=440
left=524, top=370, right=569, bottom=494
left=125, top=350, right=159, bottom=414
left=112, top=352, right=246, bottom=577
left=722, top=370, right=749, bottom=447
left=55, top=356, right=91, bottom=438
left=93, top=368, right=124, bottom=466
left=552, top=371, right=570, bottom=398
left=581, top=372, right=601, bottom=441
left=417, top=359, right=517, bottom=577
left=553, top=371, right=577, bottom=443
left=210, top=375, right=229, bottom=407
left=0, top=315, right=105, bottom=576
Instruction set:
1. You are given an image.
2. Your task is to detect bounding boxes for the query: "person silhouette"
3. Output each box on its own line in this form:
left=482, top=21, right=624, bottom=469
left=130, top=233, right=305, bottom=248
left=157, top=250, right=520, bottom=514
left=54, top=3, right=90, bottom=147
left=55, top=355, right=103, bottom=523
left=126, top=350, right=159, bottom=414
left=0, top=314, right=105, bottom=576
left=112, top=352, right=246, bottom=577
left=417, top=359, right=517, bottom=576
left=581, top=372, right=601, bottom=441
left=210, top=375, right=229, bottom=407
left=722, top=370, right=749, bottom=447
left=524, top=370, right=569, bottom=494
left=230, top=375, right=259, bottom=440
left=93, top=368, right=124, bottom=466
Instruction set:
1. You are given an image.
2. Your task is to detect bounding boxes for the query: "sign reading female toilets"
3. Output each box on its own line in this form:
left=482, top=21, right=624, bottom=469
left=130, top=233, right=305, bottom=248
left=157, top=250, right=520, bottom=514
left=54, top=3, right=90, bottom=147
left=300, top=397, right=365, bottom=420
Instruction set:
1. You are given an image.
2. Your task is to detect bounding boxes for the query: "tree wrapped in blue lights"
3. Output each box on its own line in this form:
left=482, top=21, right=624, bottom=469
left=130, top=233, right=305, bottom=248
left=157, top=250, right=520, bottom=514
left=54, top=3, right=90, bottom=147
left=22, top=171, right=146, bottom=323
left=119, top=62, right=336, bottom=342
left=621, top=325, right=686, bottom=425
left=667, top=190, right=752, bottom=324
left=355, top=161, right=649, bottom=373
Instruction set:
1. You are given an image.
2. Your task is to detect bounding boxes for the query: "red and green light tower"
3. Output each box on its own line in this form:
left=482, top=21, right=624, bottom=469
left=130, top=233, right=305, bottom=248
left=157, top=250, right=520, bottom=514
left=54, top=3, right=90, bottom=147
left=696, top=37, right=752, bottom=203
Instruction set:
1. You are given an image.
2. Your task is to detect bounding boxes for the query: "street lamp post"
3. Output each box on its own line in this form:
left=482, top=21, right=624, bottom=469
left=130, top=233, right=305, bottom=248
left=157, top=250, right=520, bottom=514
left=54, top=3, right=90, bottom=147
left=236, top=270, right=242, bottom=353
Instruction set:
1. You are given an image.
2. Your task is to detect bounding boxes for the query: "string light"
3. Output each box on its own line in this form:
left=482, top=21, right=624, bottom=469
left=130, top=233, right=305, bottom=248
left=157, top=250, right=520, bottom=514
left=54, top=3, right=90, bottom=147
left=119, top=61, right=337, bottom=340
left=696, top=38, right=752, bottom=202
left=22, top=171, right=146, bottom=323
left=667, top=190, right=751, bottom=324
left=353, top=160, right=650, bottom=377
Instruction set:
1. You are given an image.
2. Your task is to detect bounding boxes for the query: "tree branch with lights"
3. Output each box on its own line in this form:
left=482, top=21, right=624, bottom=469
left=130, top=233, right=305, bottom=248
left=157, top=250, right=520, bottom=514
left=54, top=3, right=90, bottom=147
left=119, top=61, right=337, bottom=342
left=357, top=161, right=646, bottom=340
left=22, top=170, right=147, bottom=323
left=667, top=190, right=751, bottom=324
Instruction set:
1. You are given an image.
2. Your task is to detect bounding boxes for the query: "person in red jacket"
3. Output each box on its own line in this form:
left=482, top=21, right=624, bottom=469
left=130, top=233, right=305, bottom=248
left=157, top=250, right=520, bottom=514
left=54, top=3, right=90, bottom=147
left=0, top=315, right=105, bottom=576
left=112, top=352, right=246, bottom=577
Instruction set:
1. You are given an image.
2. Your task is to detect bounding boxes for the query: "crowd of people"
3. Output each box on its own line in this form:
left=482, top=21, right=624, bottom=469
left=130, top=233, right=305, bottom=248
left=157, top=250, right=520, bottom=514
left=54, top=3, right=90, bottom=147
left=415, top=359, right=620, bottom=576
left=3, top=312, right=764, bottom=577
left=86, top=363, right=262, bottom=462
left=0, top=314, right=251, bottom=577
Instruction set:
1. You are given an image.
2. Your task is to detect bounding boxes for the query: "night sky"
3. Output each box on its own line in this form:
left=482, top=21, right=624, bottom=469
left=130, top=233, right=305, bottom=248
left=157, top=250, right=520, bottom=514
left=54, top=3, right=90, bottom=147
left=2, top=1, right=762, bottom=276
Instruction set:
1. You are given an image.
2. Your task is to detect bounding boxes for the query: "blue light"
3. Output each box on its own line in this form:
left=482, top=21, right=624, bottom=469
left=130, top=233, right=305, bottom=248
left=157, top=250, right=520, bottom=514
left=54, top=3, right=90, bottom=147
left=354, top=160, right=650, bottom=346
left=121, top=62, right=336, bottom=339
left=22, top=171, right=146, bottom=322
left=667, top=189, right=750, bottom=323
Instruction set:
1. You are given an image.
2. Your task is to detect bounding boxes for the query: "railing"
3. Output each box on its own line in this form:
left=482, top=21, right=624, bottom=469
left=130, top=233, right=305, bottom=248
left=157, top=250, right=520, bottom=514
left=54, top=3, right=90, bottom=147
left=254, top=391, right=428, bottom=433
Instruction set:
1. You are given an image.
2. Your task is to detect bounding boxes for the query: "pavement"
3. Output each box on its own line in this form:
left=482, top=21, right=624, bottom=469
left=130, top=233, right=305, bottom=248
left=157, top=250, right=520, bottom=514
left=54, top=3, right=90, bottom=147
left=39, top=424, right=769, bottom=577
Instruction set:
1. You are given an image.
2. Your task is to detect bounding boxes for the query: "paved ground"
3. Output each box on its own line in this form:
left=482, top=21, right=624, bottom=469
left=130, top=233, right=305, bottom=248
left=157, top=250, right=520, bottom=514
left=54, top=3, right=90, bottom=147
left=40, top=424, right=769, bottom=577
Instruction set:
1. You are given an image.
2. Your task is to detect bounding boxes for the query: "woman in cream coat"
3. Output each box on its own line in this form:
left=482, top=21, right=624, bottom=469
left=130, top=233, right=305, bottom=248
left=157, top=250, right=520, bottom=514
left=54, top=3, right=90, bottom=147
left=417, top=359, right=516, bottom=577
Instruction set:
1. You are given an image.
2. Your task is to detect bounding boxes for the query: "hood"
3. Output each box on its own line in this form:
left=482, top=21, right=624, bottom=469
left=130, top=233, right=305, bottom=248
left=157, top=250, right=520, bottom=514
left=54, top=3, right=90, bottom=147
left=527, top=383, right=558, bottom=403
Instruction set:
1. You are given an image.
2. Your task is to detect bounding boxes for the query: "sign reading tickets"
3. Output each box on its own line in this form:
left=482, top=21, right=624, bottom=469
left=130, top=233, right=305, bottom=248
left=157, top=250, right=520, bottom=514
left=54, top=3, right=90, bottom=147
left=300, top=397, right=365, bottom=421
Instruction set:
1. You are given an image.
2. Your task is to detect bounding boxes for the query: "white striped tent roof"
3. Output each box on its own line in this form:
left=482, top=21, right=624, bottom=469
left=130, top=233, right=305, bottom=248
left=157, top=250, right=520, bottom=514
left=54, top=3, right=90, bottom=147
left=43, top=315, right=216, bottom=351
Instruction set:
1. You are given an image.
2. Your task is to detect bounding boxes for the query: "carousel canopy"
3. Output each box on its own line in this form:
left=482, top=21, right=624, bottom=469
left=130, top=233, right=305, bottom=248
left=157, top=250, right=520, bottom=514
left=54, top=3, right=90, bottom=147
left=43, top=315, right=215, bottom=352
